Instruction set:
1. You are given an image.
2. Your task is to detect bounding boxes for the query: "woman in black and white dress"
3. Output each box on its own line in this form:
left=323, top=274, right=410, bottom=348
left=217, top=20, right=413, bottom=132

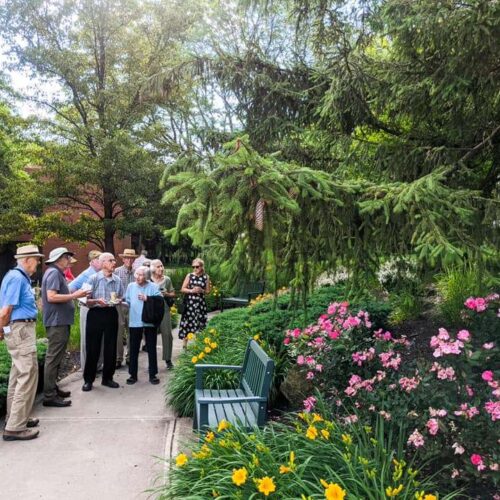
left=178, top=258, right=211, bottom=348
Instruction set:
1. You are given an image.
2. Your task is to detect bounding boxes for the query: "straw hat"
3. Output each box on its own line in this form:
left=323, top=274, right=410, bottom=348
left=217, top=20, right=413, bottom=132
left=45, top=247, right=75, bottom=264
left=88, top=250, right=102, bottom=261
left=118, top=249, right=139, bottom=258
left=14, top=244, right=44, bottom=259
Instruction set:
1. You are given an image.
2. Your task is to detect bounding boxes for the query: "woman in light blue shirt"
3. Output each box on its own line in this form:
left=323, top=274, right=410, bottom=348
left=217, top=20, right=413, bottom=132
left=125, top=266, right=161, bottom=385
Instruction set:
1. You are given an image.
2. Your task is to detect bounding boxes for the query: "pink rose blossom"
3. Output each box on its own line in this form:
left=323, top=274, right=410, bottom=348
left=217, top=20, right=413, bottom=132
left=315, top=364, right=323, bottom=372
left=482, top=370, right=494, bottom=382
left=466, top=385, right=474, bottom=397
left=303, top=396, right=316, bottom=412
left=483, top=342, right=495, bottom=350
left=464, top=297, right=487, bottom=312
left=426, top=418, right=439, bottom=435
left=399, top=376, right=420, bottom=393
left=407, top=429, right=425, bottom=448
left=452, top=442, right=465, bottom=455
left=306, top=371, right=315, bottom=380
left=297, top=355, right=305, bottom=366
left=485, top=400, right=500, bottom=421
left=457, top=329, right=470, bottom=342
left=470, top=454, right=486, bottom=471
left=343, top=414, right=358, bottom=424
left=437, top=366, right=456, bottom=381
left=451, top=469, right=460, bottom=478
left=429, top=408, right=447, bottom=418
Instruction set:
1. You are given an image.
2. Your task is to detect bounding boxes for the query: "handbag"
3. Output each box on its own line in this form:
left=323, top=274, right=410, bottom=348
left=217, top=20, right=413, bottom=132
left=165, top=296, right=175, bottom=308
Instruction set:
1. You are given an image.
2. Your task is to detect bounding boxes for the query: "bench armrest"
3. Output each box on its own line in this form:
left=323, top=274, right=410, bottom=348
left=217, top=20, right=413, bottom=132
left=195, top=364, right=242, bottom=390
left=197, top=395, right=267, bottom=404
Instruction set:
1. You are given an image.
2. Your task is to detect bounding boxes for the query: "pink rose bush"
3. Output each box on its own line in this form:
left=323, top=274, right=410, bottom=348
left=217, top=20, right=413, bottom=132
left=284, top=296, right=500, bottom=488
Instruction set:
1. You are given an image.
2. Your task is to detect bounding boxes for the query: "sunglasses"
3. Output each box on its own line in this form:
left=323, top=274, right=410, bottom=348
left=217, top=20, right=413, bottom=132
left=192, top=265, right=201, bottom=268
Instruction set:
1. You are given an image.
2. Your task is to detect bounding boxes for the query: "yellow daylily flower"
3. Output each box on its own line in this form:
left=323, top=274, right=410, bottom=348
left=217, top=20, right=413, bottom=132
left=191, top=356, right=198, bottom=364
left=279, top=465, right=292, bottom=474
left=341, top=434, right=352, bottom=446
left=256, top=476, right=276, bottom=497
left=321, top=429, right=330, bottom=440
left=210, top=342, right=218, bottom=349
left=232, top=467, right=248, bottom=486
left=204, top=346, right=212, bottom=353
left=175, top=453, right=188, bottom=467
left=217, top=419, right=230, bottom=432
left=205, top=431, right=215, bottom=443
left=324, top=482, right=346, bottom=500
left=386, top=484, right=404, bottom=497
left=306, top=425, right=318, bottom=440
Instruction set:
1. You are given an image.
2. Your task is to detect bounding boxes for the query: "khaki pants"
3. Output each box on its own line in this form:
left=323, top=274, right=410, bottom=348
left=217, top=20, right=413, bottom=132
left=4, top=322, right=38, bottom=432
left=159, top=309, right=173, bottom=362
left=44, top=325, right=70, bottom=400
left=116, top=305, right=129, bottom=364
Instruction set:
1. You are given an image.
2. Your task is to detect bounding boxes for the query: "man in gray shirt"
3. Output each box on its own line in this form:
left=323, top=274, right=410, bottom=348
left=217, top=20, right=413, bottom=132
left=42, top=247, right=89, bottom=407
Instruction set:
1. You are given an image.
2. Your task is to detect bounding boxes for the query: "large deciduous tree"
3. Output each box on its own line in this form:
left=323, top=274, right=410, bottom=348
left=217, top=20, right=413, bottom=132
left=0, top=0, right=197, bottom=251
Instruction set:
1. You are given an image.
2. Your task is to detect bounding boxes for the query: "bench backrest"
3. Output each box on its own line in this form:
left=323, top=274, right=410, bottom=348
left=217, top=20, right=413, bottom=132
left=240, top=339, right=274, bottom=420
left=238, top=281, right=265, bottom=298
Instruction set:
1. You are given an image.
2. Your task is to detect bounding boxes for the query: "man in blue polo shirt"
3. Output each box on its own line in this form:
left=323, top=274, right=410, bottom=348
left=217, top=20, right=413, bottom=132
left=0, top=244, right=44, bottom=441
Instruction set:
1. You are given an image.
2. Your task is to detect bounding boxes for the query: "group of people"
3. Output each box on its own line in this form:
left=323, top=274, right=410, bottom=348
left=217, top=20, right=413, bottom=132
left=0, top=243, right=211, bottom=441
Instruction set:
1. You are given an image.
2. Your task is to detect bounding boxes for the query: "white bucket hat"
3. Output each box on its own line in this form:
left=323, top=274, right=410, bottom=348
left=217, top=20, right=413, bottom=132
left=45, top=247, right=75, bottom=264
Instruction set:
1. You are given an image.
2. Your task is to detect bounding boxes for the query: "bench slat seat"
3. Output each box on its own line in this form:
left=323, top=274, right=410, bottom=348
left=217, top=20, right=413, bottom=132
left=193, top=339, right=274, bottom=433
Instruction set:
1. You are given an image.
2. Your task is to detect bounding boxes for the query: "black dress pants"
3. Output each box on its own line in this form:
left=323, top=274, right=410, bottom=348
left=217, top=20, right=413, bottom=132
left=129, top=326, right=158, bottom=379
left=84, top=307, right=118, bottom=384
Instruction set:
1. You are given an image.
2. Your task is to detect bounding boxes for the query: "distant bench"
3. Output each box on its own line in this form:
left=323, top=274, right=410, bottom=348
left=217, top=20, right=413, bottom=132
left=193, top=339, right=275, bottom=433
left=220, top=281, right=265, bottom=311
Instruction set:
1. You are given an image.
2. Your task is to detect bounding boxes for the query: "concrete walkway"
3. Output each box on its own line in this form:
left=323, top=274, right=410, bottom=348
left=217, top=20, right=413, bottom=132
left=0, top=335, right=193, bottom=500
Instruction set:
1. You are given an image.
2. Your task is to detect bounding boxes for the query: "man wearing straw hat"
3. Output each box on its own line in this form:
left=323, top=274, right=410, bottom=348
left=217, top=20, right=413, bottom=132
left=41, top=247, right=90, bottom=408
left=0, top=244, right=44, bottom=441
left=115, top=248, right=139, bottom=368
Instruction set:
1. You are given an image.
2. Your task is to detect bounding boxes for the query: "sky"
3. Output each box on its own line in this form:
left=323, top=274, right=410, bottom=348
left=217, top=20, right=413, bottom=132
left=0, top=41, right=57, bottom=118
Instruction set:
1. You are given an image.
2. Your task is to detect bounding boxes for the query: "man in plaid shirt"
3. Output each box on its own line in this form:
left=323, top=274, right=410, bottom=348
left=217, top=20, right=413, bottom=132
left=114, top=249, right=138, bottom=367
left=81, top=253, right=124, bottom=392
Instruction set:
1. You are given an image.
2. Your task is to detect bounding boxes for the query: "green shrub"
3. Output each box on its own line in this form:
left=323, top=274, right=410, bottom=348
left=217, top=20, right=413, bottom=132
left=0, top=340, right=47, bottom=415
left=36, top=309, right=81, bottom=351
left=436, top=267, right=482, bottom=325
left=155, top=410, right=459, bottom=499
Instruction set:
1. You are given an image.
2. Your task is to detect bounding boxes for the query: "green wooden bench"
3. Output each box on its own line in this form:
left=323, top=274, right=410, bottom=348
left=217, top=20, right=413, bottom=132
left=220, top=281, right=265, bottom=311
left=193, top=339, right=275, bottom=432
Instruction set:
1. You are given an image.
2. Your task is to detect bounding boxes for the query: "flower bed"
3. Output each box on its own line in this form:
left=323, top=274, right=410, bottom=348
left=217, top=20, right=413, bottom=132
left=162, top=411, right=458, bottom=499
left=166, top=285, right=392, bottom=417
left=284, top=294, right=500, bottom=491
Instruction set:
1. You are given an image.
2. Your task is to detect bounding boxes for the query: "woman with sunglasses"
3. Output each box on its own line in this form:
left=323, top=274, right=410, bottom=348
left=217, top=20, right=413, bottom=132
left=178, top=258, right=211, bottom=348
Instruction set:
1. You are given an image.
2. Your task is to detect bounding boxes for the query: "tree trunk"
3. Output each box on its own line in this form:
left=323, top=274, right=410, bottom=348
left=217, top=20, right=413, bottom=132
left=103, top=221, right=115, bottom=254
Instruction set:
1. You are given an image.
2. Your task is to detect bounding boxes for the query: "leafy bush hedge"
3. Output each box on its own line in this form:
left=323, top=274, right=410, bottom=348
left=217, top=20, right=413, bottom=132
left=0, top=340, right=47, bottom=415
left=158, top=408, right=459, bottom=499
left=166, top=285, right=392, bottom=417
